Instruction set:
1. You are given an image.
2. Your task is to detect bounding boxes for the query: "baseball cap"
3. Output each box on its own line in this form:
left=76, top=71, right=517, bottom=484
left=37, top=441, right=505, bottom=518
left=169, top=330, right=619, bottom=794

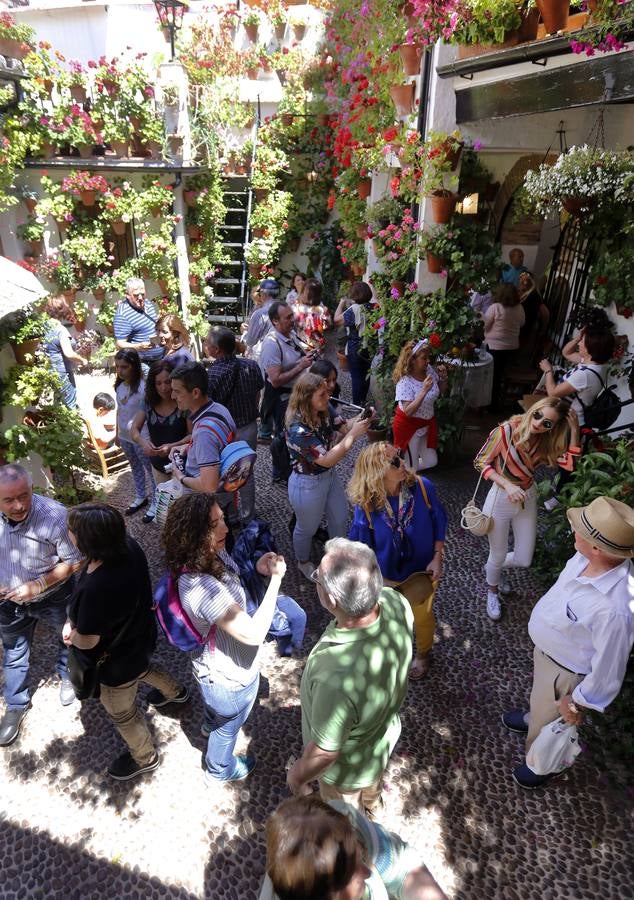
left=259, top=278, right=279, bottom=294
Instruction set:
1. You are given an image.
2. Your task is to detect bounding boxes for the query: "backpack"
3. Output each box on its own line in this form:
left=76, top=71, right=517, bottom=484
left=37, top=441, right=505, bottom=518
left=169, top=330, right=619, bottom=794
left=576, top=367, right=621, bottom=431
left=154, top=571, right=216, bottom=652
left=193, top=407, right=256, bottom=491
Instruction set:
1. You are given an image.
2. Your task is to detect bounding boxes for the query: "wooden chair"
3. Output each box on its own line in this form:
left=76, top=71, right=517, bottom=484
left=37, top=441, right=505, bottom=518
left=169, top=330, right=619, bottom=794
left=83, top=418, right=129, bottom=479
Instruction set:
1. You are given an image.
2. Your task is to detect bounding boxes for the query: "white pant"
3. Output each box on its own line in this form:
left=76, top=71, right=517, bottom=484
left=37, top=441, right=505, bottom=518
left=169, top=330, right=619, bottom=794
left=405, top=427, right=437, bottom=472
left=482, top=483, right=537, bottom=587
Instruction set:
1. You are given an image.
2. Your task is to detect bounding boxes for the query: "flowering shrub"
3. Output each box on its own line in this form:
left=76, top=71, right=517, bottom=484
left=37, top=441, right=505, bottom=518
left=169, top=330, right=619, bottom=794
left=100, top=182, right=142, bottom=224
left=61, top=232, right=109, bottom=271
left=0, top=11, right=35, bottom=48
left=570, top=0, right=634, bottom=55
left=522, top=146, right=634, bottom=217
left=372, top=206, right=420, bottom=281
left=449, top=0, right=522, bottom=45
left=61, top=171, right=110, bottom=198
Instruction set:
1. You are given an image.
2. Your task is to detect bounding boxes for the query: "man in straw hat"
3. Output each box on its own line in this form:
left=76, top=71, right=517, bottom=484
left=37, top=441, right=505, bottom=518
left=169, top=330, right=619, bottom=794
left=502, top=496, right=634, bottom=788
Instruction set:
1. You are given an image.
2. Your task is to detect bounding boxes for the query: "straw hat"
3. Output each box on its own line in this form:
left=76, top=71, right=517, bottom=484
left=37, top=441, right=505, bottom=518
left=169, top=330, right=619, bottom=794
left=567, top=497, right=634, bottom=559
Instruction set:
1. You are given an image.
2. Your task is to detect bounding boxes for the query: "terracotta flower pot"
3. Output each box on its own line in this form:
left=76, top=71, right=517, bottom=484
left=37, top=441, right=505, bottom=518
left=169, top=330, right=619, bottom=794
left=281, top=113, right=294, bottom=127
left=254, top=187, right=269, bottom=202
left=351, top=262, right=366, bottom=277
left=187, top=224, right=202, bottom=239
left=337, top=350, right=349, bottom=372
left=70, top=85, right=87, bottom=103
left=252, top=226, right=266, bottom=238
left=9, top=339, right=40, bottom=365
left=367, top=426, right=388, bottom=443
left=293, top=23, right=306, bottom=40
left=518, top=7, right=540, bottom=42
left=248, top=264, right=261, bottom=278
left=0, top=37, right=29, bottom=60
left=399, top=42, right=423, bottom=77
left=389, top=82, right=415, bottom=116
left=77, top=143, right=94, bottom=159
left=246, top=67, right=259, bottom=79
left=562, top=196, right=596, bottom=216
left=429, top=193, right=456, bottom=224
left=150, top=206, right=161, bottom=217
left=112, top=220, right=127, bottom=236
left=158, top=278, right=170, bottom=293
left=316, top=113, right=330, bottom=127
left=24, top=198, right=37, bottom=214
left=274, top=22, right=286, bottom=39
left=184, top=190, right=198, bottom=207
left=244, top=23, right=259, bottom=42
left=356, top=224, right=369, bottom=240
left=63, top=288, right=78, bottom=303
left=440, top=140, right=463, bottom=170
left=426, top=251, right=445, bottom=274
left=391, top=280, right=406, bottom=296
left=25, top=239, right=44, bottom=257
left=110, top=140, right=129, bottom=158
left=43, top=78, right=54, bottom=95
left=536, top=0, right=569, bottom=34
left=81, top=189, right=96, bottom=207
left=189, top=274, right=200, bottom=291
left=357, top=178, right=372, bottom=200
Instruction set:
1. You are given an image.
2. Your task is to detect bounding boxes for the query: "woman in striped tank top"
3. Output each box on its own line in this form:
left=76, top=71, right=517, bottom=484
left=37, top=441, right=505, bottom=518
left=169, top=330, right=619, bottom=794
left=474, top=397, right=581, bottom=621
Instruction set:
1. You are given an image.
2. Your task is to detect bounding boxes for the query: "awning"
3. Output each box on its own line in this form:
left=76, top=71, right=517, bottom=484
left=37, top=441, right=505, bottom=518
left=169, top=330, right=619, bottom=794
left=0, top=256, right=49, bottom=320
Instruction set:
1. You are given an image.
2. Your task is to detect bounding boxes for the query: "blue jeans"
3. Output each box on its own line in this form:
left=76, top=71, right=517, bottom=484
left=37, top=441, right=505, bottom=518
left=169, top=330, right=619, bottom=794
left=0, top=581, right=73, bottom=710
left=288, top=468, right=348, bottom=561
left=271, top=595, right=307, bottom=656
left=198, top=673, right=260, bottom=781
left=119, top=438, right=154, bottom=502
left=348, top=352, right=371, bottom=407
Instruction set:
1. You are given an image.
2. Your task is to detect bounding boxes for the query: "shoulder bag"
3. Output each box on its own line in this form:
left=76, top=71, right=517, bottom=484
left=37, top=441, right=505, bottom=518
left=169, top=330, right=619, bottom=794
left=461, top=433, right=512, bottom=537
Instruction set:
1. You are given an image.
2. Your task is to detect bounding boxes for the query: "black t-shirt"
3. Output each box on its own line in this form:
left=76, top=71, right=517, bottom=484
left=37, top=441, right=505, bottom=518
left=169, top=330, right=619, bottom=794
left=68, top=537, right=157, bottom=686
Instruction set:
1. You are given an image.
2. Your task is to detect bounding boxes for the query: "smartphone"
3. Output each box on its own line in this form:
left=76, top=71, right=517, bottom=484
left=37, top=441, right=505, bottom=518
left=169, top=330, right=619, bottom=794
left=360, top=405, right=374, bottom=420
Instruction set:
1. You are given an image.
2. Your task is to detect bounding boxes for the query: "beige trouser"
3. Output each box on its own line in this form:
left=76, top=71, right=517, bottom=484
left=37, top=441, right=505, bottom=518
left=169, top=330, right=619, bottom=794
left=526, top=647, right=584, bottom=752
left=319, top=775, right=384, bottom=819
left=99, top=665, right=183, bottom=765
left=385, top=573, right=435, bottom=658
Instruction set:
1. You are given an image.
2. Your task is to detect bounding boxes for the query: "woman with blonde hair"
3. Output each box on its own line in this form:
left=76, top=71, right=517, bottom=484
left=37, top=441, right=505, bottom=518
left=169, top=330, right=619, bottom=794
left=157, top=314, right=194, bottom=368
left=348, top=442, right=447, bottom=678
left=475, top=396, right=581, bottom=621
left=392, top=338, right=447, bottom=472
left=285, top=372, right=371, bottom=580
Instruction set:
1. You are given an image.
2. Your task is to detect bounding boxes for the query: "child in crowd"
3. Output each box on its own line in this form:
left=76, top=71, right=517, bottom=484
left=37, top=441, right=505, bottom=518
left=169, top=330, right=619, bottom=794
left=89, top=393, right=116, bottom=449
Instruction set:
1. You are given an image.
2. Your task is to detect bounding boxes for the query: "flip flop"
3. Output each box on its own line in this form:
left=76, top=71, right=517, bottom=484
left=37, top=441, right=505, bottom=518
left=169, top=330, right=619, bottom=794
left=409, top=654, right=431, bottom=680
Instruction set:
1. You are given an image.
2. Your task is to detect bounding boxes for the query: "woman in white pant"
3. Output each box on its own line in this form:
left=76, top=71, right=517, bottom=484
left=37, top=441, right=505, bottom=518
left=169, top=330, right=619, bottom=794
left=474, top=397, right=581, bottom=621
left=285, top=373, right=371, bottom=580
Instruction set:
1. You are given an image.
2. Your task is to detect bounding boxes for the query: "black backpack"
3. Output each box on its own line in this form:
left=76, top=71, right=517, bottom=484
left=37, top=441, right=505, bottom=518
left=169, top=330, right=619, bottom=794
left=577, top=367, right=621, bottom=431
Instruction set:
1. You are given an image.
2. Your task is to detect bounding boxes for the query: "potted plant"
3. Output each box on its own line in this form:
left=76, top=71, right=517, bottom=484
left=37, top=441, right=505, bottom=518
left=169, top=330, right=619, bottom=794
left=389, top=81, right=416, bottom=116
left=0, top=12, right=35, bottom=60
left=1, top=309, right=50, bottom=365
left=450, top=0, right=525, bottom=54
left=64, top=60, right=89, bottom=104
left=536, top=0, right=571, bottom=35
left=62, top=229, right=109, bottom=272
left=84, top=270, right=112, bottom=304
left=17, top=217, right=46, bottom=256
left=100, top=182, right=141, bottom=235
left=570, top=0, right=634, bottom=55
left=35, top=176, right=75, bottom=231
left=139, top=178, right=173, bottom=218
left=289, top=12, right=307, bottom=40
left=521, top=145, right=634, bottom=218
left=61, top=171, right=110, bottom=207
left=52, top=103, right=101, bottom=158
left=243, top=9, right=260, bottom=42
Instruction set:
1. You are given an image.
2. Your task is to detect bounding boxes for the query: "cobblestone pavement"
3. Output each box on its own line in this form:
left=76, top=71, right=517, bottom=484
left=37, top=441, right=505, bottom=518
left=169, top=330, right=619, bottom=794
left=1, top=373, right=633, bottom=900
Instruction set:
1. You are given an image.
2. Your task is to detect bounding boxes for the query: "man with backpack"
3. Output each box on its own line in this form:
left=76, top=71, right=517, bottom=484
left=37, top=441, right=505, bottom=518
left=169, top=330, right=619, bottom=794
left=169, top=362, right=236, bottom=496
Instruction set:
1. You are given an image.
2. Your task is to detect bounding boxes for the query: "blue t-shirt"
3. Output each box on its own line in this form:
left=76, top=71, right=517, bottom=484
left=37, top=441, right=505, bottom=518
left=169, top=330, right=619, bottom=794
left=165, top=347, right=194, bottom=369
left=43, top=320, right=74, bottom=379
left=113, top=298, right=164, bottom=362
left=348, top=477, right=447, bottom=582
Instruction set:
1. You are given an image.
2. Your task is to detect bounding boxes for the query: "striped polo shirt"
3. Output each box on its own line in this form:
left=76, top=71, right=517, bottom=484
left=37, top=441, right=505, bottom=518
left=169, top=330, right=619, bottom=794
left=113, top=298, right=164, bottom=362
left=178, top=551, right=261, bottom=688
left=0, top=493, right=83, bottom=595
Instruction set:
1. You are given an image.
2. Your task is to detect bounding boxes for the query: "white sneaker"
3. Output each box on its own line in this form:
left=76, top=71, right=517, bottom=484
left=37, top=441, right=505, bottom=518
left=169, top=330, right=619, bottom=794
left=486, top=592, right=502, bottom=621
left=297, top=561, right=314, bottom=582
left=499, top=576, right=512, bottom=595
left=544, top=497, right=560, bottom=511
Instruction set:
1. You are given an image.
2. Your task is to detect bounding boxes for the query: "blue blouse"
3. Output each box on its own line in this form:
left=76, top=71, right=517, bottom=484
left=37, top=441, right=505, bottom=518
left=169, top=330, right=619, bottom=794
left=348, top=477, right=447, bottom=583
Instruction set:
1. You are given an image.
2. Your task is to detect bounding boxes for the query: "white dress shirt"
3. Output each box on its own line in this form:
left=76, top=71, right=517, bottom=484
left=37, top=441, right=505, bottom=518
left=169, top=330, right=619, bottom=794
left=528, top=552, right=634, bottom=712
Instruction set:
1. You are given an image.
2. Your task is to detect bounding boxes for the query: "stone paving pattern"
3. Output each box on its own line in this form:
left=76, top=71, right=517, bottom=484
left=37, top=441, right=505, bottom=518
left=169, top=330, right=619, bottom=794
left=1, top=368, right=633, bottom=900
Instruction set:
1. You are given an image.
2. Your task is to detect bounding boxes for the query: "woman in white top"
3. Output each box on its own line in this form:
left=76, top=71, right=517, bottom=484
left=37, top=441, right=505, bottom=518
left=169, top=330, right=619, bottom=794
left=162, top=492, right=286, bottom=784
left=285, top=272, right=306, bottom=307
left=483, top=283, right=525, bottom=412
left=391, top=339, right=447, bottom=472
left=538, top=324, right=615, bottom=426
left=113, top=350, right=154, bottom=516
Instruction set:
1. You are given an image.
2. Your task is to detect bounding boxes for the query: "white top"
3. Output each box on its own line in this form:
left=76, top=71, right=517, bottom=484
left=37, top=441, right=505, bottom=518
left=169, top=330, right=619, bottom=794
left=483, top=302, right=525, bottom=350
left=395, top=370, right=440, bottom=420
left=179, top=550, right=261, bottom=687
left=528, top=552, right=634, bottom=712
left=115, top=380, right=146, bottom=442
left=563, top=363, right=608, bottom=424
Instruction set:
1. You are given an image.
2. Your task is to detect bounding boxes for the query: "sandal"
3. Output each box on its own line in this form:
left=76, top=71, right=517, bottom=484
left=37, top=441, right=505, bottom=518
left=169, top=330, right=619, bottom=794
left=125, top=498, right=148, bottom=516
left=409, top=654, right=431, bottom=680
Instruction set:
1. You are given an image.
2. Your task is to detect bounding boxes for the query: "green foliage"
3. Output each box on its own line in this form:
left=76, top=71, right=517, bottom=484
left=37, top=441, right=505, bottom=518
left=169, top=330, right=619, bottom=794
left=589, top=222, right=634, bottom=313
left=0, top=310, right=50, bottom=347
left=305, top=222, right=348, bottom=306
left=450, top=0, right=522, bottom=45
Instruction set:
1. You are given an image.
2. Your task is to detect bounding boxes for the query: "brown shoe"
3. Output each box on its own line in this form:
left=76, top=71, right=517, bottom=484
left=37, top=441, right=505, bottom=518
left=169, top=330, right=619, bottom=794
left=409, top=653, right=431, bottom=680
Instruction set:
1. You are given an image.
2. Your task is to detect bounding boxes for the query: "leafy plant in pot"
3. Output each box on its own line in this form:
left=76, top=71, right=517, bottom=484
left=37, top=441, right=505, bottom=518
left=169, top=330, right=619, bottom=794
left=0, top=309, right=50, bottom=365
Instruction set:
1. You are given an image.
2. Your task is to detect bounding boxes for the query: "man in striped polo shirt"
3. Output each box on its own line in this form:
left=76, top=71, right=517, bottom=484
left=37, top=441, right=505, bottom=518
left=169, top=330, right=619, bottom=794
left=113, top=277, right=164, bottom=365
left=0, top=464, right=83, bottom=746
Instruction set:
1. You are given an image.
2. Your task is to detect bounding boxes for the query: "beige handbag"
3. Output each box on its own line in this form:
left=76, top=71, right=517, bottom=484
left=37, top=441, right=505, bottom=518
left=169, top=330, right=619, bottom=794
left=461, top=441, right=511, bottom=537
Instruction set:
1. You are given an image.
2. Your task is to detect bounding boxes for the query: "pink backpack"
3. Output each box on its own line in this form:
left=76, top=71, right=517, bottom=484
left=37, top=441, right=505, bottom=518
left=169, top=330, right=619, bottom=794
left=154, top=571, right=216, bottom=652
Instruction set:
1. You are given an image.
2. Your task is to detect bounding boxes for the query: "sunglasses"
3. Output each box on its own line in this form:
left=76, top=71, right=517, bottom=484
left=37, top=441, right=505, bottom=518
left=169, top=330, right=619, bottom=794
left=389, top=452, right=404, bottom=468
left=532, top=410, right=555, bottom=430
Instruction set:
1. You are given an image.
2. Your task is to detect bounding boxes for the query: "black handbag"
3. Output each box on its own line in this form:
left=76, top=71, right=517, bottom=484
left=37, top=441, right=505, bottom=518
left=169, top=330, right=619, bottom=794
left=67, top=596, right=140, bottom=701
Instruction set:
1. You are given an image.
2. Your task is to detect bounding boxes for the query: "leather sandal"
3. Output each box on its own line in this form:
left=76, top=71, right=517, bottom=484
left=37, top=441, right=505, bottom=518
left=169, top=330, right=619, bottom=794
left=409, top=654, right=431, bottom=680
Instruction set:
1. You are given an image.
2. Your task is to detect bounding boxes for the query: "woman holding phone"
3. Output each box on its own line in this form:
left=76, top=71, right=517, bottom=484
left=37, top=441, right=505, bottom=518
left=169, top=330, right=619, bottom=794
left=347, top=442, right=447, bottom=678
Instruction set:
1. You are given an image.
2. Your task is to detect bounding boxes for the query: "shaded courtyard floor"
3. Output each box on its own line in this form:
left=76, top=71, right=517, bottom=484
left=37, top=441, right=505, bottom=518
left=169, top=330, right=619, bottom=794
left=1, top=372, right=633, bottom=899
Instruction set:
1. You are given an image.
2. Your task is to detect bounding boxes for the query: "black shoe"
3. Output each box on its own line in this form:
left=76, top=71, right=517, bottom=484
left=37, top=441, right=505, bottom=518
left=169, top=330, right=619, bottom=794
left=125, top=498, right=148, bottom=516
left=59, top=674, right=76, bottom=707
left=288, top=513, right=297, bottom=534
left=146, top=686, right=190, bottom=708
left=141, top=512, right=155, bottom=524
left=0, top=706, right=30, bottom=747
left=315, top=526, right=329, bottom=544
left=107, top=751, right=160, bottom=780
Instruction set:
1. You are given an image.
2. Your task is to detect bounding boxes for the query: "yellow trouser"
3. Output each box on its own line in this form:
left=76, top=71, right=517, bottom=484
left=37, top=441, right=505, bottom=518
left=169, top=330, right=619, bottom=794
left=385, top=572, right=436, bottom=657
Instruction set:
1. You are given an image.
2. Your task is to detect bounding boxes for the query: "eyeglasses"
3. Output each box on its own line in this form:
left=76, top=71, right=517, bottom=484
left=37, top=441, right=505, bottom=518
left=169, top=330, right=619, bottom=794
left=309, top=568, right=325, bottom=588
left=389, top=452, right=403, bottom=468
left=532, top=410, right=554, bottom=430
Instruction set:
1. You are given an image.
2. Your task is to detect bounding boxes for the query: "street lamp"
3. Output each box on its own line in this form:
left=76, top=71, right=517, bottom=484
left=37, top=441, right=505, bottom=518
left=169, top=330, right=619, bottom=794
left=153, top=0, right=187, bottom=61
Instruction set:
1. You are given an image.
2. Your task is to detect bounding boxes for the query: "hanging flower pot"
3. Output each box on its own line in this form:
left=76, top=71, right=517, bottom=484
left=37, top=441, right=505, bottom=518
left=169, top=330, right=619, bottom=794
left=562, top=196, right=596, bottom=216
left=42, top=78, right=54, bottom=95
left=246, top=67, right=259, bottom=79
left=111, top=220, right=127, bottom=236
left=429, top=192, right=456, bottom=224
left=63, top=288, right=78, bottom=303
left=281, top=113, right=294, bottom=127
left=158, top=278, right=170, bottom=293
left=391, top=281, right=406, bottom=296
left=184, top=190, right=199, bottom=207
left=426, top=252, right=445, bottom=274
left=0, top=37, right=29, bottom=60
left=316, top=113, right=330, bottom=127
left=254, top=187, right=269, bottom=202
left=93, top=288, right=106, bottom=303
left=293, top=23, right=306, bottom=40
left=440, top=140, right=464, bottom=170
left=25, top=239, right=44, bottom=257
left=536, top=0, right=570, bottom=35
left=398, top=43, right=423, bottom=77
left=187, top=223, right=202, bottom=239
left=9, top=338, right=40, bottom=366
left=248, top=264, right=261, bottom=278
left=244, top=23, right=259, bottom=42
left=70, top=84, right=87, bottom=104
left=102, top=78, right=118, bottom=95
left=357, top=178, right=372, bottom=200
left=80, top=189, right=96, bottom=207
left=274, top=22, right=286, bottom=39
left=188, top=274, right=200, bottom=291
left=356, top=224, right=369, bottom=240
left=390, top=82, right=415, bottom=116
left=252, top=226, right=266, bottom=239
left=351, top=262, right=366, bottom=277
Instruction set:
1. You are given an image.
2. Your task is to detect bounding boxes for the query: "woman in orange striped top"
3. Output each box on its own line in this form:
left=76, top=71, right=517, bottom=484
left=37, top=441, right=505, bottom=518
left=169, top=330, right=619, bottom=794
left=474, top=397, right=580, bottom=621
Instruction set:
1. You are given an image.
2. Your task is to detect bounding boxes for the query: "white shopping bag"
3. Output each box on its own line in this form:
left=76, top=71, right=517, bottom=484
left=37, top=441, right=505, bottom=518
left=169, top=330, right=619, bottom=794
left=526, top=717, right=581, bottom=775
left=154, top=478, right=183, bottom=527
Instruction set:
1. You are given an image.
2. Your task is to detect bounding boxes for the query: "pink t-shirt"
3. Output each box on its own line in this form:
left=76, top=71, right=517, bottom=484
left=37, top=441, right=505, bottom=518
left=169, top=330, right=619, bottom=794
left=484, top=303, right=525, bottom=350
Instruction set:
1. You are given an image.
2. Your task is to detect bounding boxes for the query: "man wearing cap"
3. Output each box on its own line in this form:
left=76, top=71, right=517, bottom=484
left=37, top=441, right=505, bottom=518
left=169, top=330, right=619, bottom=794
left=503, top=496, right=634, bottom=788
left=242, top=279, right=279, bottom=361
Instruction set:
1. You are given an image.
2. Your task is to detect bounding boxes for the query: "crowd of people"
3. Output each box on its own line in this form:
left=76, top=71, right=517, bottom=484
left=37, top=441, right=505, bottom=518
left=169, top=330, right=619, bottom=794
left=1, top=269, right=633, bottom=899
